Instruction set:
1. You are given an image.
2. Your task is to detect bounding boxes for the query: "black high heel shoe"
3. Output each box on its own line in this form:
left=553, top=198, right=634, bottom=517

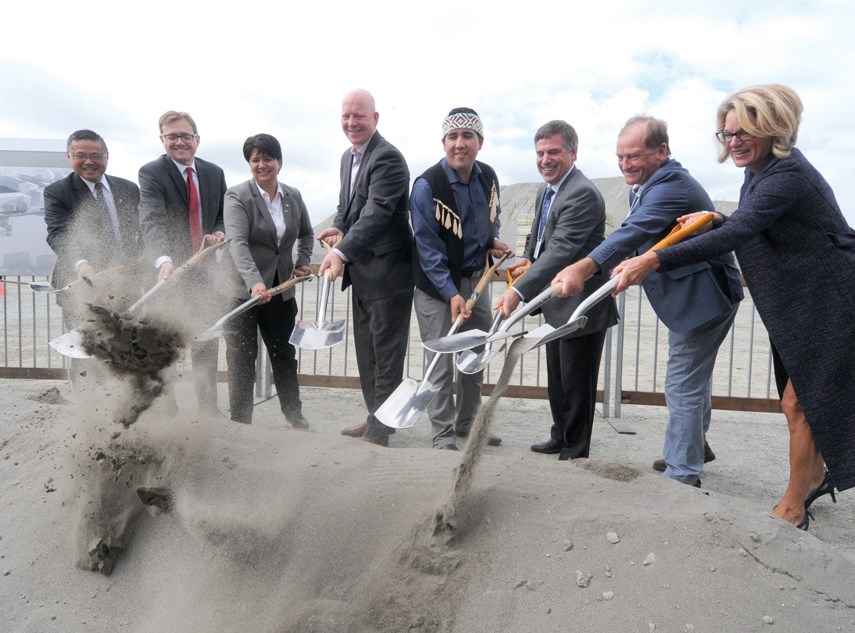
left=795, top=511, right=812, bottom=531
left=804, top=469, right=837, bottom=511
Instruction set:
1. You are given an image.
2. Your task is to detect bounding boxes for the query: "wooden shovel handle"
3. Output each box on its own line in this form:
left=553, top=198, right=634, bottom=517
left=649, top=213, right=715, bottom=252
left=167, top=241, right=227, bottom=286
left=318, top=239, right=339, bottom=280
left=262, top=274, right=312, bottom=299
left=464, top=252, right=510, bottom=311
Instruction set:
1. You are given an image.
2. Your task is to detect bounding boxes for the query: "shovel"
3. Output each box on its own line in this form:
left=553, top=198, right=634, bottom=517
left=28, top=265, right=126, bottom=294
left=522, top=212, right=718, bottom=349
left=196, top=275, right=312, bottom=342
left=375, top=252, right=510, bottom=429
left=49, top=241, right=227, bottom=359
left=423, top=280, right=558, bottom=354
left=289, top=242, right=346, bottom=350
left=455, top=266, right=528, bottom=374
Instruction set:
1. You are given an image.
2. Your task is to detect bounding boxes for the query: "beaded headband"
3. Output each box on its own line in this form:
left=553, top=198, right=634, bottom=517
left=442, top=111, right=484, bottom=139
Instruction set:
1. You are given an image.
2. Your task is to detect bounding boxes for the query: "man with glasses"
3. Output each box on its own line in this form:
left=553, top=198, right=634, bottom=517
left=552, top=115, right=744, bottom=487
left=43, top=129, right=145, bottom=389
left=139, top=110, right=229, bottom=418
left=45, top=129, right=144, bottom=296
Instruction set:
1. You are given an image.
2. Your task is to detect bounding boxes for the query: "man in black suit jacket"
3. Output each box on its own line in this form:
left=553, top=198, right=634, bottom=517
left=44, top=129, right=145, bottom=387
left=138, top=111, right=228, bottom=417
left=45, top=130, right=143, bottom=301
left=318, top=89, right=414, bottom=447
left=497, top=121, right=618, bottom=460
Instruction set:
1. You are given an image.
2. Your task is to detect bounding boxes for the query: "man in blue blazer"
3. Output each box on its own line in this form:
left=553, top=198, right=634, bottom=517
left=554, top=116, right=743, bottom=486
left=318, top=89, right=414, bottom=447
left=139, top=111, right=229, bottom=417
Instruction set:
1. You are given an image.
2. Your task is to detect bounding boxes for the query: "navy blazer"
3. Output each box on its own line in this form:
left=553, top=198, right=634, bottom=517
left=515, top=167, right=618, bottom=337
left=588, top=158, right=743, bottom=333
left=138, top=154, right=227, bottom=266
left=44, top=172, right=143, bottom=290
left=333, top=132, right=413, bottom=301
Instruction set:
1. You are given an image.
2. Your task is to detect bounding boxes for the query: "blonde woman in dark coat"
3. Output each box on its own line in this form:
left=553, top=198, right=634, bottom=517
left=595, top=84, right=855, bottom=530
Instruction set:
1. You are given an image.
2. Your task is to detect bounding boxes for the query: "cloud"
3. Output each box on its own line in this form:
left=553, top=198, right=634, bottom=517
left=1, top=0, right=853, bottom=226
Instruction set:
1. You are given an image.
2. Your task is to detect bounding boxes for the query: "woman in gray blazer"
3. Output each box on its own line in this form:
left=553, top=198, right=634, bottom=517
left=223, top=134, right=314, bottom=427
left=610, top=84, right=855, bottom=531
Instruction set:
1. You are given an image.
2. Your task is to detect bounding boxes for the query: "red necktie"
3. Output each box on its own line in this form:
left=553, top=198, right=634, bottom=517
left=186, top=166, right=202, bottom=251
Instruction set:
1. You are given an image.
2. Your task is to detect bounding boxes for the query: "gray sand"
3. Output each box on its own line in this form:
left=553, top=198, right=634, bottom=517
left=1, top=377, right=853, bottom=633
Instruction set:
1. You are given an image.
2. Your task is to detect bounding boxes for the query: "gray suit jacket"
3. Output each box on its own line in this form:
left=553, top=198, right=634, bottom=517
left=515, top=167, right=618, bottom=337
left=223, top=179, right=314, bottom=300
left=138, top=154, right=227, bottom=265
left=333, top=132, right=413, bottom=301
left=44, top=172, right=143, bottom=290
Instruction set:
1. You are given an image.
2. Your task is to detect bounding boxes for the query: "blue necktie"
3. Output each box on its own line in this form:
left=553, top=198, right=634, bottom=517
left=538, top=186, right=555, bottom=241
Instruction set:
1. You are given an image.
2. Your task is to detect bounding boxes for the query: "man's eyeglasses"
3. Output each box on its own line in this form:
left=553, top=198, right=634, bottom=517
left=70, top=152, right=107, bottom=161
left=716, top=129, right=754, bottom=143
left=161, top=133, right=197, bottom=143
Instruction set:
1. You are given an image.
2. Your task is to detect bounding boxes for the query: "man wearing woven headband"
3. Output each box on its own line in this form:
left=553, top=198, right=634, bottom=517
left=410, top=107, right=513, bottom=450
left=498, top=120, right=617, bottom=461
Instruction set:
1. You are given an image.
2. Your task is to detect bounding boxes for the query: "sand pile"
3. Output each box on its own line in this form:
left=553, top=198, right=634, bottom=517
left=2, top=379, right=854, bottom=632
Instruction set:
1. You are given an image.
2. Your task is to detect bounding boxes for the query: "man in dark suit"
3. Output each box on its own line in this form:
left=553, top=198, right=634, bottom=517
left=44, top=129, right=145, bottom=389
left=317, top=89, right=413, bottom=447
left=553, top=115, right=743, bottom=486
left=138, top=111, right=228, bottom=417
left=497, top=120, right=618, bottom=461
left=45, top=129, right=143, bottom=302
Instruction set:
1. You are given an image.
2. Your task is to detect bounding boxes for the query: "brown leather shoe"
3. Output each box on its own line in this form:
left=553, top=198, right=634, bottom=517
left=360, top=435, right=389, bottom=447
left=653, top=442, right=716, bottom=472
left=341, top=422, right=368, bottom=438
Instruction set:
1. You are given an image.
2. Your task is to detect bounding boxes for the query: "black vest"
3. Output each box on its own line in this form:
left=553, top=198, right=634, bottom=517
left=413, top=161, right=499, bottom=301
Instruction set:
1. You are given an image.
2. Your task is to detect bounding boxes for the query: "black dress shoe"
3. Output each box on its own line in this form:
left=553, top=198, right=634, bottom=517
left=530, top=438, right=562, bottom=454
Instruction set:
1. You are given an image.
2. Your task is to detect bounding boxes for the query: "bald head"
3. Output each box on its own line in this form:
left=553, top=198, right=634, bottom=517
left=341, top=88, right=379, bottom=149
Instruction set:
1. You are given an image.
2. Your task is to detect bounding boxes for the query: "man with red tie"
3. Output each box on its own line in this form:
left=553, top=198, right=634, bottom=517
left=139, top=110, right=228, bottom=417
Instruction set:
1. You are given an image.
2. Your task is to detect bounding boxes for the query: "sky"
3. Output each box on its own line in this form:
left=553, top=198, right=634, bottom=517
left=3, top=0, right=854, bottom=227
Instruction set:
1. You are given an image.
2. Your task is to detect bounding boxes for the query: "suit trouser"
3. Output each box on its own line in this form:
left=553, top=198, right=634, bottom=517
left=545, top=328, right=608, bottom=460
left=352, top=286, right=413, bottom=442
left=663, top=303, right=739, bottom=484
left=224, top=296, right=301, bottom=424
left=414, top=279, right=493, bottom=448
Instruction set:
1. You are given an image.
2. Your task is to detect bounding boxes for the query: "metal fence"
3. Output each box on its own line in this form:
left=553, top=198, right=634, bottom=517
left=0, top=275, right=781, bottom=417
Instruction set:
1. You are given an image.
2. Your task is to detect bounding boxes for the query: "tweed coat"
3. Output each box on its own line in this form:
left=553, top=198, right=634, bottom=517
left=657, top=148, right=855, bottom=490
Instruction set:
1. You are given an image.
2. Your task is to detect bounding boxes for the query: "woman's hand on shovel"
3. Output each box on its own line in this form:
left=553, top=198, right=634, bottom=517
left=250, top=283, right=273, bottom=305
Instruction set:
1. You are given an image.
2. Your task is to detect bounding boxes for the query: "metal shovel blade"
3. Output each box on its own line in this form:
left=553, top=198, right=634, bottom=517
left=524, top=316, right=588, bottom=349
left=289, top=274, right=345, bottom=350
left=49, top=329, right=91, bottom=359
left=290, top=318, right=346, bottom=350
left=422, top=328, right=490, bottom=354
left=456, top=311, right=505, bottom=374
left=28, top=282, right=63, bottom=294
left=374, top=377, right=443, bottom=429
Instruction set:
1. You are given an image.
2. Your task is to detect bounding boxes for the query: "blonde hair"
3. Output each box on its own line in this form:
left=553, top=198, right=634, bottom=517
left=716, top=84, right=802, bottom=163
